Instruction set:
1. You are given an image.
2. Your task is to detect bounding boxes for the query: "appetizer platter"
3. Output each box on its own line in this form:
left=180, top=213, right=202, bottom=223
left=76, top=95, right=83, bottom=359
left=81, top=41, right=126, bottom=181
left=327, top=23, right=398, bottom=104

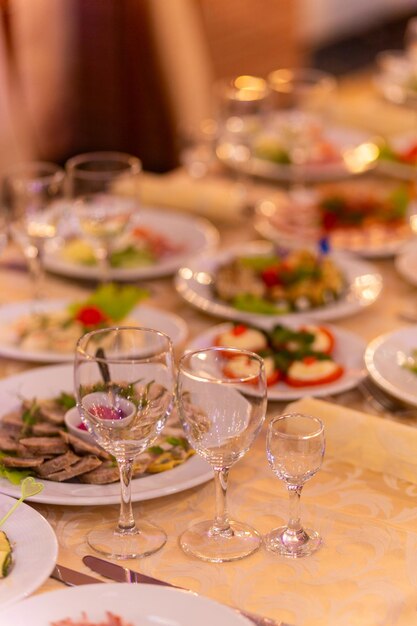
left=175, top=241, right=382, bottom=326
left=377, top=133, right=417, bottom=180
left=0, top=583, right=252, bottom=626
left=0, top=284, right=187, bottom=362
left=186, top=320, right=366, bottom=400
left=255, top=180, right=416, bottom=258
left=44, top=207, right=219, bottom=281
left=365, top=326, right=417, bottom=407
left=217, top=112, right=376, bottom=183
left=0, top=493, right=58, bottom=608
left=0, top=365, right=212, bottom=505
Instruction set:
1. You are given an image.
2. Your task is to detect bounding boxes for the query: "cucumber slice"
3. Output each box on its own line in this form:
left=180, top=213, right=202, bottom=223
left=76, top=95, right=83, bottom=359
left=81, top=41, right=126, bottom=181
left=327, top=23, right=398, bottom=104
left=0, top=530, right=12, bottom=577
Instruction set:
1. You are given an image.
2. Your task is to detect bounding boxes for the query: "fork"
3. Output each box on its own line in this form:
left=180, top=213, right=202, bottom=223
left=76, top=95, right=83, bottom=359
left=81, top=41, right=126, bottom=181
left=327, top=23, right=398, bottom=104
left=358, top=376, right=416, bottom=416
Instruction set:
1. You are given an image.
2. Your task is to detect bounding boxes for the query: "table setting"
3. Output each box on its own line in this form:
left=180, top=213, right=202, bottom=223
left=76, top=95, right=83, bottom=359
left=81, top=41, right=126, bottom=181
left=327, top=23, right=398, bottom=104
left=2, top=33, right=417, bottom=626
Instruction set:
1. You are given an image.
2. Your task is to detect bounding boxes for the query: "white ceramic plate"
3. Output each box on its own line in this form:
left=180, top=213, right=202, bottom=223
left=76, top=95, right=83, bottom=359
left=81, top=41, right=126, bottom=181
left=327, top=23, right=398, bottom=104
left=44, top=207, right=219, bottom=281
left=0, top=494, right=58, bottom=608
left=0, top=364, right=212, bottom=505
left=395, top=240, right=417, bottom=286
left=254, top=188, right=417, bottom=259
left=0, top=300, right=188, bottom=363
left=220, top=125, right=375, bottom=183
left=0, top=583, right=251, bottom=625
left=175, top=241, right=382, bottom=326
left=365, top=326, right=417, bottom=407
left=186, top=321, right=366, bottom=401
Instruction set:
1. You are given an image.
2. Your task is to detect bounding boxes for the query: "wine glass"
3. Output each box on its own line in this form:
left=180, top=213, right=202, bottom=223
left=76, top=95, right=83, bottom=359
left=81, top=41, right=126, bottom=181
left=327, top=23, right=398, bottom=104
left=66, top=151, right=142, bottom=284
left=214, top=75, right=270, bottom=210
left=74, top=327, right=175, bottom=559
left=264, top=412, right=325, bottom=558
left=3, top=161, right=65, bottom=302
left=266, top=68, right=337, bottom=188
left=176, top=346, right=267, bottom=562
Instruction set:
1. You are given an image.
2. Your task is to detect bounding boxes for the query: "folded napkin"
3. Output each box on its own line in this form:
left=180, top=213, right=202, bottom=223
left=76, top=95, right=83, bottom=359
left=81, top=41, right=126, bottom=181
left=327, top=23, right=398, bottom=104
left=286, top=397, right=417, bottom=485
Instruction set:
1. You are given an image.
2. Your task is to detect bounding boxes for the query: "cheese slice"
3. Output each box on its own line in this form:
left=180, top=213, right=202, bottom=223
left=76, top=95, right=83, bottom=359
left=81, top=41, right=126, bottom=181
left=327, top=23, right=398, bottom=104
left=287, top=359, right=339, bottom=382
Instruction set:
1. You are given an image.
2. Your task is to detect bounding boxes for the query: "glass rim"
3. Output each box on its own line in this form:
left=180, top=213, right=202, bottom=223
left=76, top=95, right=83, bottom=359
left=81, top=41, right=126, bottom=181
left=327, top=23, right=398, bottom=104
left=269, top=412, right=324, bottom=440
left=75, top=326, right=173, bottom=363
left=267, top=67, right=337, bottom=92
left=66, top=151, right=142, bottom=179
left=178, top=345, right=265, bottom=384
left=4, top=161, right=65, bottom=184
left=214, top=74, right=270, bottom=102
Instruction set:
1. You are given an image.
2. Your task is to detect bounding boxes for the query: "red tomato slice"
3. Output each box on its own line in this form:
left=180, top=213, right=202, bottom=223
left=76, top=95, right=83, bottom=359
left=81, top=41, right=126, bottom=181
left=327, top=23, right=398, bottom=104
left=285, top=361, right=344, bottom=387
left=300, top=325, right=335, bottom=355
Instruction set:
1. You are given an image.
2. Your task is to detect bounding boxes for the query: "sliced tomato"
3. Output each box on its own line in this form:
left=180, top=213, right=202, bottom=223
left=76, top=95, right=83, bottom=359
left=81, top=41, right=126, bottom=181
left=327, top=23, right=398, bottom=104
left=223, top=354, right=279, bottom=387
left=300, top=325, right=335, bottom=355
left=285, top=358, right=344, bottom=387
left=266, top=368, right=281, bottom=387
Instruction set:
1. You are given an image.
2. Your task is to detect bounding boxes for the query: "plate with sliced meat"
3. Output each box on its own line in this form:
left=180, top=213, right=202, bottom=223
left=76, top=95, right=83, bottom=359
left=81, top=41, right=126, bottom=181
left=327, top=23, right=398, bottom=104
left=186, top=320, right=366, bottom=400
left=0, top=364, right=211, bottom=506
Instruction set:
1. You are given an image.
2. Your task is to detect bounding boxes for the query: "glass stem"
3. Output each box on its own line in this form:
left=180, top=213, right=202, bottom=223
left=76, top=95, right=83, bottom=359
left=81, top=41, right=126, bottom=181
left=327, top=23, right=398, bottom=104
left=287, top=483, right=303, bottom=533
left=211, top=467, right=232, bottom=535
left=95, top=244, right=109, bottom=285
left=117, top=457, right=136, bottom=533
left=27, top=242, right=45, bottom=305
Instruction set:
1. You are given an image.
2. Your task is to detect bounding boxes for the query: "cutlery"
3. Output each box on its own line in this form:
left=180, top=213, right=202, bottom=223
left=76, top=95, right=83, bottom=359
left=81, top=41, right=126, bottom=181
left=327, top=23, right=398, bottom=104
left=359, top=376, right=417, bottom=416
left=51, top=563, right=103, bottom=587
left=82, top=555, right=291, bottom=626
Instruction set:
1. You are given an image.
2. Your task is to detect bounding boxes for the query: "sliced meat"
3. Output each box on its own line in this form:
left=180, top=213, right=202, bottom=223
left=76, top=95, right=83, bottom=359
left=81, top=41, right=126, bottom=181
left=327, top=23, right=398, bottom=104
left=44, top=456, right=102, bottom=482
left=19, top=436, right=68, bottom=456
left=78, top=462, right=120, bottom=484
left=36, top=450, right=80, bottom=477
left=0, top=434, right=28, bottom=455
left=60, top=431, right=111, bottom=460
left=0, top=411, right=24, bottom=432
left=30, top=399, right=65, bottom=425
left=1, top=455, right=45, bottom=468
left=32, top=422, right=62, bottom=437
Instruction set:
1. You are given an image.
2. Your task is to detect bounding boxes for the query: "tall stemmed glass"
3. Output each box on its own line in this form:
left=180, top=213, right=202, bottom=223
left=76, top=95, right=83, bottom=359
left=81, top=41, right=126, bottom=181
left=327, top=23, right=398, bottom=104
left=66, top=152, right=142, bottom=284
left=265, top=413, right=325, bottom=558
left=4, top=162, right=65, bottom=302
left=214, top=75, right=271, bottom=211
left=176, top=347, right=267, bottom=562
left=74, top=327, right=175, bottom=559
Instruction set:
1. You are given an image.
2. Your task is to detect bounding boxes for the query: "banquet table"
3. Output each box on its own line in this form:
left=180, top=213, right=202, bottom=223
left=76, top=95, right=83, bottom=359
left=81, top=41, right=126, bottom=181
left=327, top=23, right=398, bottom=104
left=2, top=75, right=417, bottom=626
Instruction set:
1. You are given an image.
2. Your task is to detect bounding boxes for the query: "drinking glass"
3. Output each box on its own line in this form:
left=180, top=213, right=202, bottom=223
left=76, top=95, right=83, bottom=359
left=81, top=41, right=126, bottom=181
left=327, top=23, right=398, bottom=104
left=66, top=151, right=142, bottom=284
left=265, top=412, right=325, bottom=558
left=176, top=347, right=267, bottom=562
left=74, top=327, right=175, bottom=559
left=214, top=75, right=270, bottom=210
left=4, top=162, right=65, bottom=301
left=266, top=68, right=337, bottom=186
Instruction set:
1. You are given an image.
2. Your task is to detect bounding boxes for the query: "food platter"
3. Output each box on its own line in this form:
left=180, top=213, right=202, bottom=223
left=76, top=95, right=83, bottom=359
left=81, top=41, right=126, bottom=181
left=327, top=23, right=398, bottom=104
left=254, top=181, right=417, bottom=258
left=0, top=364, right=212, bottom=505
left=175, top=241, right=383, bottom=326
left=44, top=207, right=219, bottom=281
left=186, top=321, right=366, bottom=401
left=0, top=583, right=252, bottom=625
left=365, top=326, right=417, bottom=407
left=218, top=120, right=376, bottom=183
left=0, top=494, right=58, bottom=608
left=0, top=300, right=188, bottom=362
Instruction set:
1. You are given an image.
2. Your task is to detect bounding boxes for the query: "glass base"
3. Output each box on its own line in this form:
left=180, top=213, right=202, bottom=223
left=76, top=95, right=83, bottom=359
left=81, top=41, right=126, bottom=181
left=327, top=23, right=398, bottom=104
left=87, top=520, right=167, bottom=560
left=180, top=519, right=260, bottom=562
left=264, top=525, right=322, bottom=558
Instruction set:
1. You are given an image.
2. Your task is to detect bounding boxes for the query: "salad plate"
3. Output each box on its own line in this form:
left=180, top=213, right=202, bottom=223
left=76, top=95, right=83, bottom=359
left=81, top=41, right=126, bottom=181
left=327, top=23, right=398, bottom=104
left=186, top=321, right=366, bottom=401
left=218, top=119, right=376, bottom=183
left=0, top=493, right=58, bottom=608
left=254, top=181, right=416, bottom=259
left=44, top=207, right=219, bottom=281
left=364, top=326, right=417, bottom=407
left=0, top=299, right=188, bottom=363
left=0, top=583, right=252, bottom=625
left=0, top=364, right=212, bottom=505
left=175, top=241, right=382, bottom=326
left=377, top=132, right=417, bottom=181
